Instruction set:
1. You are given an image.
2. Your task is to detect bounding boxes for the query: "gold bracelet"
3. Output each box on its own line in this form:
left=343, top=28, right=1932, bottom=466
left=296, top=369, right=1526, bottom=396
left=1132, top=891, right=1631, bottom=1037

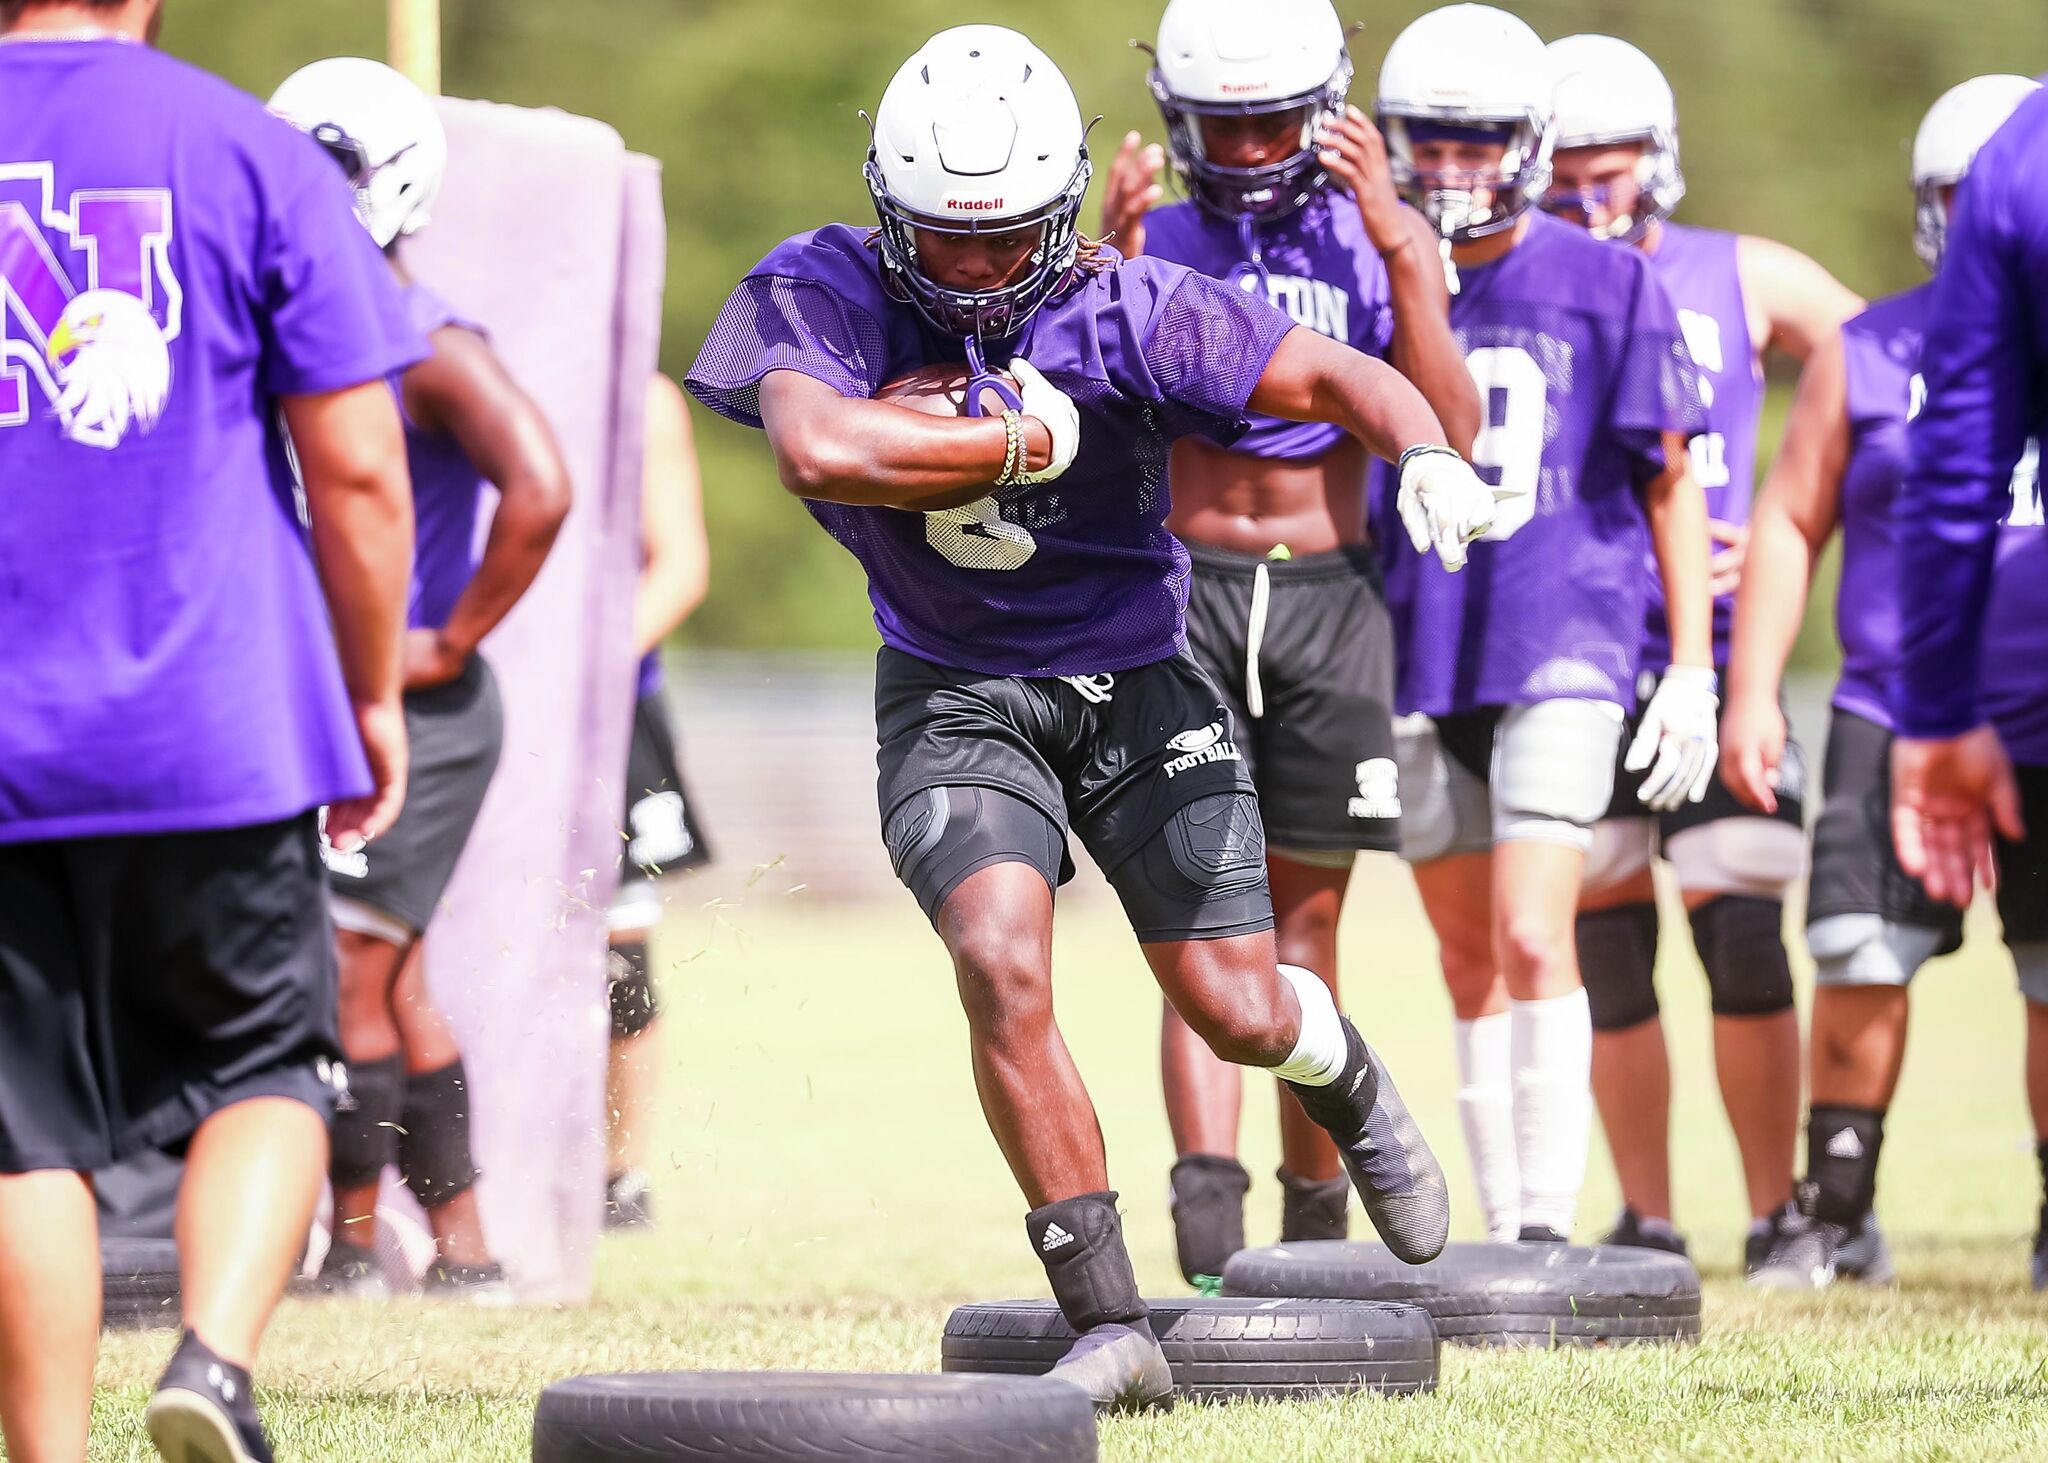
left=995, top=408, right=1024, bottom=487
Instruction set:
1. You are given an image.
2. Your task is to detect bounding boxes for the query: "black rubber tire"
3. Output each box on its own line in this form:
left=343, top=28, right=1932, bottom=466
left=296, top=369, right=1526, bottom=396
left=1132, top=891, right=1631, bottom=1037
left=531, top=1372, right=1098, bottom=1462
left=1223, top=1241, right=1701, bottom=1348
left=101, top=1236, right=180, bottom=1331
left=941, top=1297, right=1438, bottom=1400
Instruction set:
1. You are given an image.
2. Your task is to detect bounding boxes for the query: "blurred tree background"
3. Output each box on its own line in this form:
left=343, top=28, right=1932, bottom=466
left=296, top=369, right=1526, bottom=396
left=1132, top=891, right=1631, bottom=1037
left=165, top=0, right=2047, bottom=663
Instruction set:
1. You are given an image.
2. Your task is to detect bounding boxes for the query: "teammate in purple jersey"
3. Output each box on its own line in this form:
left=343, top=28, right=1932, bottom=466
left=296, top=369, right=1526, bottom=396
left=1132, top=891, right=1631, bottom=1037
left=1099, top=0, right=1480, bottom=1288
left=1543, top=35, right=1865, bottom=1271
left=270, top=58, right=573, bottom=1307
left=0, top=2, right=423, bottom=1458
left=1372, top=5, right=1713, bottom=1246
left=1727, top=75, right=2048, bottom=1291
left=687, top=26, right=1505, bottom=1410
left=1894, top=81, right=2048, bottom=908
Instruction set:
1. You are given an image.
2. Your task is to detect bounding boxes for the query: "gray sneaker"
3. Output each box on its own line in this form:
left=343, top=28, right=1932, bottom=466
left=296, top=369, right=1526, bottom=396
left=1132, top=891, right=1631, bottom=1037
left=1749, top=1210, right=1847, bottom=1291
left=1047, top=1320, right=1174, bottom=1414
left=1835, top=1214, right=1897, bottom=1286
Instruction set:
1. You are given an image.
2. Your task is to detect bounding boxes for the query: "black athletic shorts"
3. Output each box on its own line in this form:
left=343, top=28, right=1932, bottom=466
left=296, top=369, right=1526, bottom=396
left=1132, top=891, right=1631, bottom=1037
left=874, top=645, right=1272, bottom=941
left=1183, top=543, right=1400, bottom=853
left=1807, top=707, right=1963, bottom=948
left=1996, top=763, right=2048, bottom=946
left=323, top=655, right=503, bottom=936
left=1603, top=666, right=1808, bottom=837
left=608, top=689, right=714, bottom=936
left=0, top=814, right=343, bottom=1172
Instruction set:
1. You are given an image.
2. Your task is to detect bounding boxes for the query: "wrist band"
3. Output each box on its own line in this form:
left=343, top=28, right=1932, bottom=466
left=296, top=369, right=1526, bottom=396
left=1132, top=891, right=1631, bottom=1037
left=994, top=409, right=1025, bottom=487
left=1397, top=443, right=1458, bottom=476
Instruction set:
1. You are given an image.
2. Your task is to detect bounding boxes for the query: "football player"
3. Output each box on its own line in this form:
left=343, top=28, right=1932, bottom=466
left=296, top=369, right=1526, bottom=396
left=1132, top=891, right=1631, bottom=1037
left=1373, top=5, right=1713, bottom=1245
left=272, top=58, right=573, bottom=1301
left=687, top=25, right=1498, bottom=1410
left=1725, top=74, right=2044, bottom=1289
left=1543, top=34, right=1864, bottom=1268
left=1101, top=0, right=1479, bottom=1288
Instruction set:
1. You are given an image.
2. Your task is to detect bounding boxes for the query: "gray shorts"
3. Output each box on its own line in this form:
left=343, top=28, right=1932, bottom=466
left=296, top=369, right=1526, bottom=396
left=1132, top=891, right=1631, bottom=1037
left=1393, top=700, right=1625, bottom=863
left=324, top=655, right=503, bottom=938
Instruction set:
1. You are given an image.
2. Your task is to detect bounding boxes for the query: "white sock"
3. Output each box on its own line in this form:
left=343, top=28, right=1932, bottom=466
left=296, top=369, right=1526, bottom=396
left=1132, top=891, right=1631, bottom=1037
left=1453, top=1011, right=1519, bottom=1242
left=1270, top=964, right=1348, bottom=1085
left=1511, top=988, right=1594, bottom=1237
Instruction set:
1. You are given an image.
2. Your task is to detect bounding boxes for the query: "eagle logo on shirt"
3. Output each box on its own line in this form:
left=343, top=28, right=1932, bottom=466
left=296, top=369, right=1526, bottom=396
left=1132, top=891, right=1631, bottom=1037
left=45, top=289, right=172, bottom=450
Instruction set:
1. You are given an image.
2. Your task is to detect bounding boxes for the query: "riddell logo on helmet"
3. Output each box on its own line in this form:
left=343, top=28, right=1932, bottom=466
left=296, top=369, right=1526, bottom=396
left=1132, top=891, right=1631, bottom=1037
left=947, top=198, right=1006, bottom=212
left=1219, top=81, right=1271, bottom=95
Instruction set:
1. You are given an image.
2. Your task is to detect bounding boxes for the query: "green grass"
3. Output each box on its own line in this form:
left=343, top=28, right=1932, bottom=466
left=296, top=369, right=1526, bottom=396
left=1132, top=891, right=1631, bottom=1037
left=85, top=865, right=2048, bottom=1460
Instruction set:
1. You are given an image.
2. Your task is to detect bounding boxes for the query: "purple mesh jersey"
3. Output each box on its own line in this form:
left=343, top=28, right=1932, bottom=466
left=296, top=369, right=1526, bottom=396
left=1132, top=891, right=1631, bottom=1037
left=1834, top=283, right=2047, bottom=756
left=637, top=650, right=663, bottom=700
left=1144, top=194, right=1394, bottom=460
left=1379, top=212, right=1704, bottom=716
left=0, top=41, right=425, bottom=843
left=687, top=225, right=1296, bottom=677
left=1899, top=84, right=2048, bottom=741
left=1640, top=223, right=1763, bottom=667
left=398, top=284, right=490, bottom=633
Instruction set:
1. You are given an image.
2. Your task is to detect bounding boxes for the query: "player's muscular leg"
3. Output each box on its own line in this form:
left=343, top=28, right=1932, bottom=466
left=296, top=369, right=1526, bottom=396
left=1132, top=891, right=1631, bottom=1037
left=2029, top=999, right=2048, bottom=1142
left=1494, top=840, right=1587, bottom=1001
left=1159, top=1004, right=1241, bottom=1157
left=1146, top=930, right=1299, bottom=1069
left=0, top=1170, right=97, bottom=1463
left=1270, top=856, right=1352, bottom=1183
left=1580, top=851, right=1673, bottom=1220
left=333, top=931, right=409, bottom=1241
left=939, top=862, right=1107, bottom=1208
left=336, top=929, right=406, bottom=1062
left=390, top=940, right=462, bottom=1072
left=388, top=944, right=491, bottom=1267
left=1809, top=986, right=1909, bottom=1110
left=1413, top=853, right=1502, bottom=1016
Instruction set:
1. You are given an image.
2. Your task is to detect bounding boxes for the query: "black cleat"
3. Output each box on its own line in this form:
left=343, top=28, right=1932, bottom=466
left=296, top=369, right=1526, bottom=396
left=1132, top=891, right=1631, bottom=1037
left=1598, top=1206, right=1689, bottom=1258
left=302, top=1238, right=385, bottom=1299
left=604, top=1169, right=654, bottom=1230
left=1279, top=1168, right=1351, bottom=1245
left=1743, top=1202, right=1797, bottom=1279
left=1749, top=1208, right=1847, bottom=1290
left=1835, top=1213, right=1897, bottom=1286
left=146, top=1330, right=273, bottom=1463
left=1285, top=1022, right=1449, bottom=1265
left=1517, top=1224, right=1569, bottom=1245
left=420, top=1258, right=514, bottom=1305
left=1047, top=1320, right=1175, bottom=1414
left=1167, top=1154, right=1250, bottom=1290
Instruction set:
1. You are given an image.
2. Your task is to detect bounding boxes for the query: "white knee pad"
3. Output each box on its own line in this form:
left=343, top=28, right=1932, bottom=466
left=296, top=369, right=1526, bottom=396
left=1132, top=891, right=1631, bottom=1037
left=1493, top=700, right=1624, bottom=852
left=2011, top=942, right=2048, bottom=1006
left=1581, top=817, right=1655, bottom=895
left=330, top=893, right=416, bottom=947
left=1807, top=913, right=1946, bottom=987
left=1664, top=818, right=1807, bottom=900
left=1394, top=713, right=1490, bottom=865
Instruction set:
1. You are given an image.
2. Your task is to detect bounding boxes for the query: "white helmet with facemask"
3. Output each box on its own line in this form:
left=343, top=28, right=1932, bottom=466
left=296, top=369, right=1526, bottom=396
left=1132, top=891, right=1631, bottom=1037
left=1375, top=4, right=1554, bottom=243
left=1911, top=73, right=2040, bottom=270
left=269, top=57, right=448, bottom=249
left=865, top=26, right=1092, bottom=366
left=1545, top=34, right=1684, bottom=244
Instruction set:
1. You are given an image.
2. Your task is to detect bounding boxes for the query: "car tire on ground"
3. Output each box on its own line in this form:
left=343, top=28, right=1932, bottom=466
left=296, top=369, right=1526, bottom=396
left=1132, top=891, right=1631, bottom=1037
left=1223, top=1241, right=1701, bottom=1348
left=101, top=1237, right=180, bottom=1331
left=941, top=1296, right=1439, bottom=1400
left=531, top=1371, right=1098, bottom=1462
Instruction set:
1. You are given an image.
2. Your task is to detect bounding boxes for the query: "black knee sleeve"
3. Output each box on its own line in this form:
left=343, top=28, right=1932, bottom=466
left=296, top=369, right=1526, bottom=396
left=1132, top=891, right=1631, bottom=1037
left=1578, top=902, right=1661, bottom=1031
left=1111, top=793, right=1274, bottom=944
left=331, top=1055, right=404, bottom=1189
left=1026, top=1191, right=1147, bottom=1332
left=1691, top=896, right=1796, bottom=1017
left=608, top=941, right=660, bottom=1039
left=885, top=786, right=1065, bottom=924
left=1168, top=1155, right=1249, bottom=1284
left=398, top=1059, right=481, bottom=1209
left=1805, top=1104, right=1885, bottom=1226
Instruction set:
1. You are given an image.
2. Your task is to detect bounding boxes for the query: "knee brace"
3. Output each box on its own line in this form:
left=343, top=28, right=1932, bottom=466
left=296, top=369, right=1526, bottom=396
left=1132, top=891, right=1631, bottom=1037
left=1581, top=818, right=1655, bottom=896
left=398, top=1059, right=481, bottom=1209
left=1690, top=896, right=1796, bottom=1017
left=1665, top=818, right=1806, bottom=900
left=1578, top=902, right=1661, bottom=1031
left=331, top=1054, right=404, bottom=1189
left=1807, top=913, right=1944, bottom=988
left=608, top=940, right=660, bottom=1039
left=2013, top=942, right=2048, bottom=1007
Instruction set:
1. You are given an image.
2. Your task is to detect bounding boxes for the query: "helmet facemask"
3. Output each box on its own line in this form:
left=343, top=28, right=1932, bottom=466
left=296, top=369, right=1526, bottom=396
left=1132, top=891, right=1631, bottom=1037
left=1379, top=114, right=1553, bottom=243
left=1149, top=52, right=1353, bottom=224
left=1543, top=134, right=1684, bottom=245
left=1913, top=177, right=1958, bottom=272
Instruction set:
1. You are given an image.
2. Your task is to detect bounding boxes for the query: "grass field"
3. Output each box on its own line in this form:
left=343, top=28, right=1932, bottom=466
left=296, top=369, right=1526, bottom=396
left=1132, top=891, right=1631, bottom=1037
left=85, top=863, right=2048, bottom=1461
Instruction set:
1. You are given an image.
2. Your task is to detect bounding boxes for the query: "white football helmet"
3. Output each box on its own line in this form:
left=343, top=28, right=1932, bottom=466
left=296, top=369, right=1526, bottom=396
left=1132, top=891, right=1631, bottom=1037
left=270, top=57, right=448, bottom=249
left=865, top=26, right=1092, bottom=349
left=1911, top=73, right=2039, bottom=270
left=1375, top=5, right=1555, bottom=242
left=1544, top=34, right=1684, bottom=243
left=1145, top=0, right=1352, bottom=223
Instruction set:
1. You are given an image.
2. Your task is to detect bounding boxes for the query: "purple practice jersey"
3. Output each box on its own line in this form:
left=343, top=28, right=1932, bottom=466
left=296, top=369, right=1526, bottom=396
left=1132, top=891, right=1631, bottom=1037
left=687, top=225, right=1296, bottom=677
left=1144, top=193, right=1394, bottom=460
left=1380, top=211, right=1704, bottom=716
left=1640, top=223, right=1764, bottom=667
left=0, top=40, right=425, bottom=843
left=398, top=284, right=490, bottom=633
left=637, top=650, right=663, bottom=700
left=1899, top=83, right=2048, bottom=741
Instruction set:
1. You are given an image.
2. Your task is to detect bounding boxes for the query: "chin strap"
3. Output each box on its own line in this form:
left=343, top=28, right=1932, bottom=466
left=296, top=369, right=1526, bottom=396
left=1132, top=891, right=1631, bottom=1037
left=1232, top=214, right=1271, bottom=292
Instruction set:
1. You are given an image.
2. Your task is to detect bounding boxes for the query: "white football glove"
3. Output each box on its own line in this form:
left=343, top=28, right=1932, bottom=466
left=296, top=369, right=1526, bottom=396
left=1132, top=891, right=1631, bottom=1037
left=1010, top=358, right=1080, bottom=485
left=1396, top=445, right=1498, bottom=572
left=1626, top=665, right=1722, bottom=810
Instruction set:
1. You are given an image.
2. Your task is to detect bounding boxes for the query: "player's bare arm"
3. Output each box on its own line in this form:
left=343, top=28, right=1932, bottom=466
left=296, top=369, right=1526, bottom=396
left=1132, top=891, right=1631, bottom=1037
left=401, top=322, right=573, bottom=687
left=1722, top=332, right=1850, bottom=812
left=633, top=373, right=711, bottom=656
left=1737, top=234, right=1865, bottom=364
left=1642, top=433, right=1713, bottom=669
left=1245, top=324, right=1448, bottom=462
